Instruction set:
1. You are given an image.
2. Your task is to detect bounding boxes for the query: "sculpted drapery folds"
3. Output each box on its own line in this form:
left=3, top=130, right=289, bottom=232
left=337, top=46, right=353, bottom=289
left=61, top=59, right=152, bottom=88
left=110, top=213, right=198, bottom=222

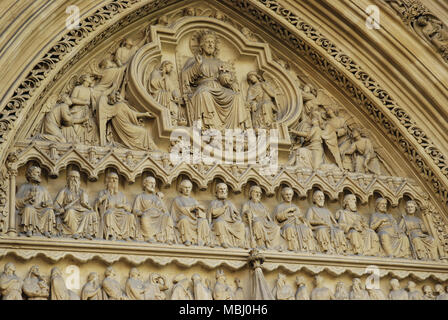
left=125, top=268, right=149, bottom=300
left=40, top=94, right=80, bottom=143
left=349, top=278, right=369, bottom=300
left=246, top=71, right=278, bottom=129
left=16, top=165, right=56, bottom=238
left=242, top=185, right=281, bottom=250
left=95, top=172, right=137, bottom=241
left=146, top=273, right=168, bottom=300
left=192, top=273, right=213, bottom=300
left=272, top=273, right=294, bottom=300
left=98, top=91, right=156, bottom=150
left=69, top=75, right=99, bottom=144
left=290, top=115, right=325, bottom=170
left=149, top=61, right=184, bottom=127
left=181, top=30, right=250, bottom=130
left=50, top=267, right=79, bottom=300
left=336, top=194, right=380, bottom=256
left=369, top=198, right=411, bottom=258
left=305, top=190, right=347, bottom=254
left=399, top=200, right=438, bottom=260
left=22, top=265, right=50, bottom=300
left=81, top=272, right=102, bottom=300
left=102, top=266, right=128, bottom=300
left=171, top=179, right=210, bottom=246
left=54, top=170, right=99, bottom=239
left=342, top=127, right=381, bottom=175
left=170, top=274, right=193, bottom=300
left=0, top=263, right=23, bottom=300
left=208, top=183, right=246, bottom=248
left=388, top=278, right=408, bottom=300
left=310, top=275, right=334, bottom=300
left=273, top=187, right=316, bottom=252
left=295, top=276, right=310, bottom=300
left=334, top=281, right=349, bottom=300
left=132, top=176, right=175, bottom=244
left=320, top=106, right=347, bottom=170
left=213, top=269, right=233, bottom=300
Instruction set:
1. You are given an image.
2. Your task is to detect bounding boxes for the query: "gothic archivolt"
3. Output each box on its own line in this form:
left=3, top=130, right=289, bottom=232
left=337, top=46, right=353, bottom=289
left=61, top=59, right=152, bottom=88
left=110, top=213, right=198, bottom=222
left=0, top=0, right=447, bottom=300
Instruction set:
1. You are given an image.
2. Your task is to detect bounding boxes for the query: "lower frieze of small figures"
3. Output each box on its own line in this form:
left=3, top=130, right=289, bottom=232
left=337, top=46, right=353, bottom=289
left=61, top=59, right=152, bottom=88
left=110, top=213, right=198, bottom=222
left=0, top=262, right=448, bottom=300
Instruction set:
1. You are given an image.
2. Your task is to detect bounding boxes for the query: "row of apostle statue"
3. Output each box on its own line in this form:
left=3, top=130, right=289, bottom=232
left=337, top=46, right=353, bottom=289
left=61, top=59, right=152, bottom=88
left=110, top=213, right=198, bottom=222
left=1, top=263, right=447, bottom=300
left=15, top=165, right=439, bottom=260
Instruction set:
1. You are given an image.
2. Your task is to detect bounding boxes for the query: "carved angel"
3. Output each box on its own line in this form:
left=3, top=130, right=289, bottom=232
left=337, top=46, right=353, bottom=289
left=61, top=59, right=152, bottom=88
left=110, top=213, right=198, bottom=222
left=246, top=71, right=282, bottom=129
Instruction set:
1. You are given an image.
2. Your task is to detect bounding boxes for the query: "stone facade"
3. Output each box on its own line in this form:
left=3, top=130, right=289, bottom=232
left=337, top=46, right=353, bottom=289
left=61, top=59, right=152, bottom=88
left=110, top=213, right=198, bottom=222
left=0, top=0, right=447, bottom=300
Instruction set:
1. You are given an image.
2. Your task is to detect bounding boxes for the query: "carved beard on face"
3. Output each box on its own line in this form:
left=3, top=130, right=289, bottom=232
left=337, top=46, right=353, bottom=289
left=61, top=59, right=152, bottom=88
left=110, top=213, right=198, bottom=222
left=68, top=178, right=80, bottom=195
left=28, top=172, right=42, bottom=184
left=107, top=181, right=118, bottom=193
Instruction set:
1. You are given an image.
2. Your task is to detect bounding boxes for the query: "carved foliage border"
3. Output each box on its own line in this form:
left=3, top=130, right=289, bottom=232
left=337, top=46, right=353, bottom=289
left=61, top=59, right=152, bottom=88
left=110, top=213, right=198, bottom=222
left=0, top=0, right=447, bottom=209
left=218, top=0, right=448, bottom=207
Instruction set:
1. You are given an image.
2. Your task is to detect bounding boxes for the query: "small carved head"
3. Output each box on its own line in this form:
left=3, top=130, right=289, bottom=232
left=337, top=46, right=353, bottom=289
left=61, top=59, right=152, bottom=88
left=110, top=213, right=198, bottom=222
left=26, top=165, right=42, bottom=184
left=29, top=265, right=41, bottom=277
left=160, top=60, right=174, bottom=74
left=215, top=183, right=228, bottom=200
left=312, top=190, right=325, bottom=207
left=87, top=272, right=98, bottom=283
left=375, top=197, right=388, bottom=213
left=67, top=169, right=80, bottom=185
left=407, top=281, right=416, bottom=291
left=215, top=269, right=226, bottom=281
left=249, top=185, right=262, bottom=202
left=121, top=38, right=135, bottom=49
left=435, top=284, right=445, bottom=294
left=405, top=200, right=418, bottom=215
left=423, top=285, right=433, bottom=295
left=183, top=7, right=196, bottom=16
left=80, top=74, right=94, bottom=87
left=198, top=30, right=219, bottom=57
left=295, top=276, right=306, bottom=286
left=390, top=278, right=400, bottom=290
left=276, top=273, right=286, bottom=286
left=191, top=273, right=201, bottom=282
left=247, top=71, right=262, bottom=84
left=106, top=172, right=119, bottom=191
left=281, top=187, right=294, bottom=202
left=4, top=262, right=16, bottom=275
left=129, top=268, right=140, bottom=279
left=343, top=194, right=357, bottom=212
left=179, top=179, right=193, bottom=196
left=143, top=176, right=156, bottom=193
left=105, top=266, right=116, bottom=278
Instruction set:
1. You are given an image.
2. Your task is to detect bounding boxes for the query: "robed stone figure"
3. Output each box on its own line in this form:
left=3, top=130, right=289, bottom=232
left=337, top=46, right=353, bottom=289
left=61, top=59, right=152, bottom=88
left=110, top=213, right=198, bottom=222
left=181, top=30, right=249, bottom=130
left=369, top=198, right=411, bottom=258
left=170, top=179, right=210, bottom=246
left=54, top=170, right=99, bottom=239
left=132, top=176, right=175, bottom=244
left=208, top=183, right=246, bottom=248
left=242, top=185, right=281, bottom=250
left=16, top=165, right=56, bottom=237
left=305, top=190, right=347, bottom=254
left=336, top=194, right=380, bottom=256
left=95, top=172, right=137, bottom=241
left=273, top=187, right=316, bottom=252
